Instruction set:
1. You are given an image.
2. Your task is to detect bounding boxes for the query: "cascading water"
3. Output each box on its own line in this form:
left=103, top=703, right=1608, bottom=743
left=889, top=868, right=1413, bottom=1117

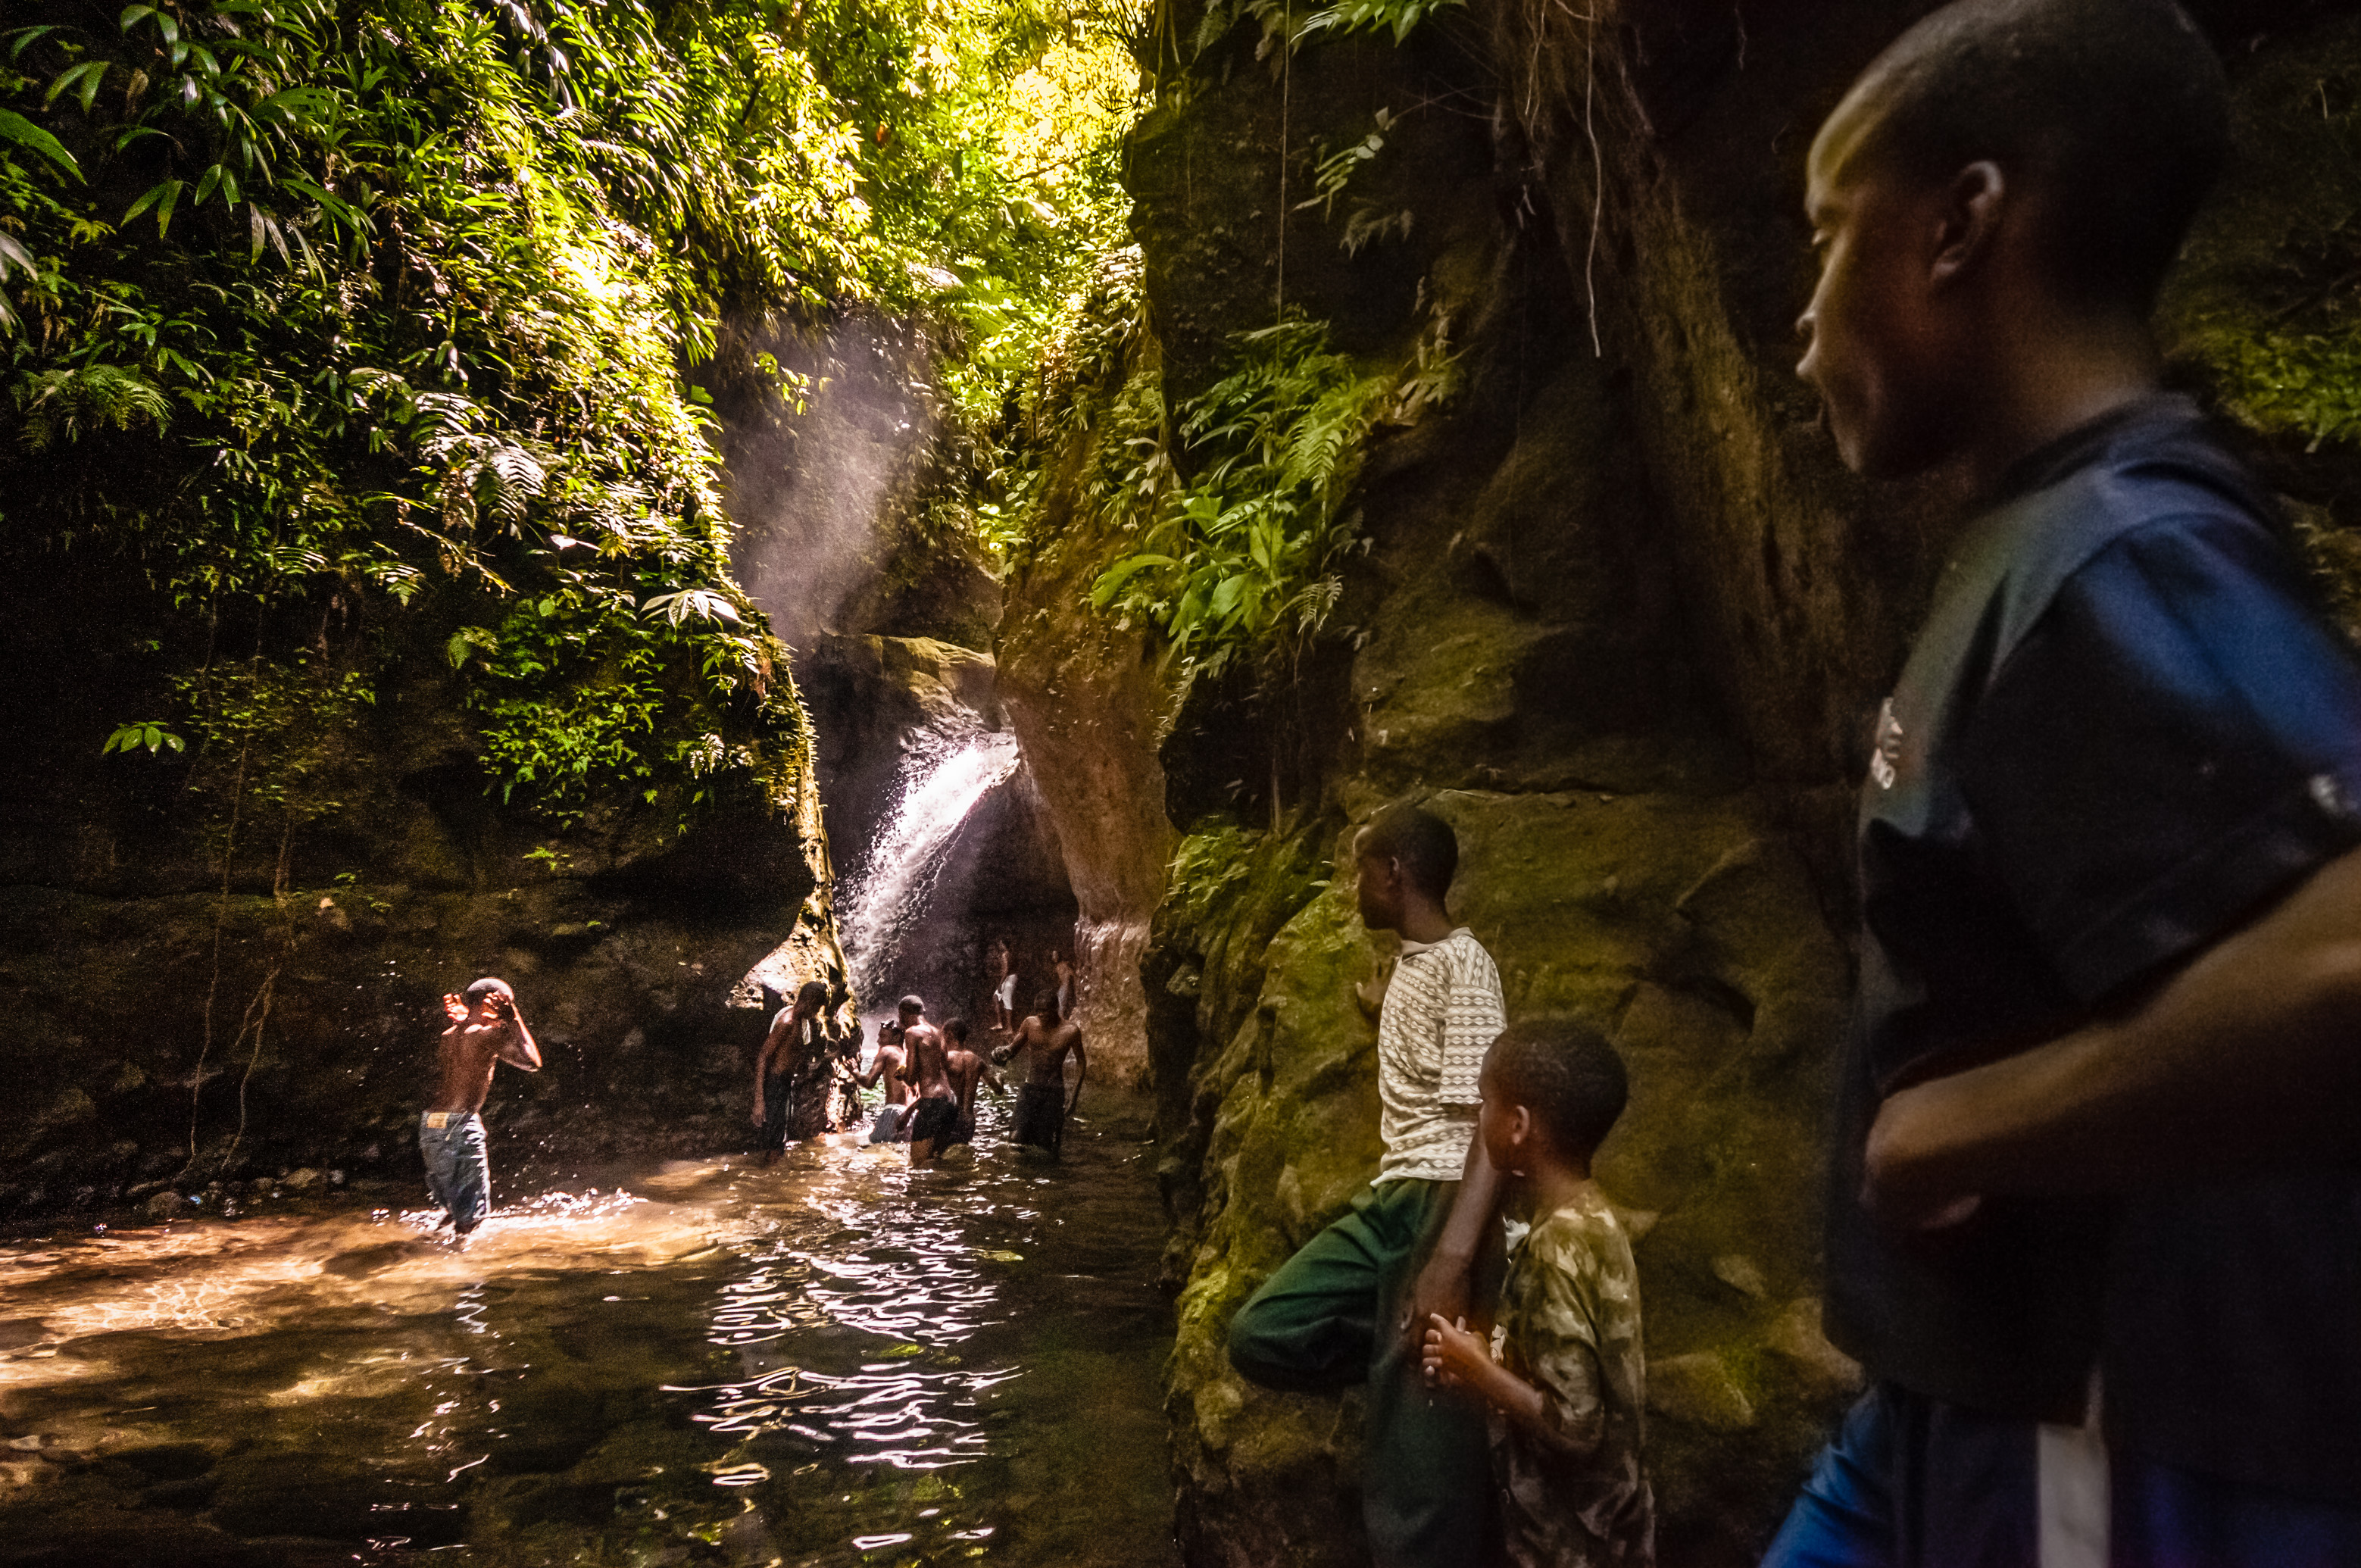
left=834, top=719, right=1021, bottom=1021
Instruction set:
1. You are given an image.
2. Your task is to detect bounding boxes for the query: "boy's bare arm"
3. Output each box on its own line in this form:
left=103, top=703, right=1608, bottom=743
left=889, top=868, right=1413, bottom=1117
left=1423, top=1316, right=1606, bottom=1454
left=752, top=1016, right=790, bottom=1123
left=1866, top=842, right=2361, bottom=1228
left=1422, top=1317, right=1551, bottom=1438
left=1406, top=1129, right=1504, bottom=1348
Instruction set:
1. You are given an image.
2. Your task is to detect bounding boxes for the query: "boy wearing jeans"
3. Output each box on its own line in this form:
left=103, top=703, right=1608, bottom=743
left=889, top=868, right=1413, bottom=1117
left=1226, top=804, right=1508, bottom=1568
left=420, top=977, right=540, bottom=1235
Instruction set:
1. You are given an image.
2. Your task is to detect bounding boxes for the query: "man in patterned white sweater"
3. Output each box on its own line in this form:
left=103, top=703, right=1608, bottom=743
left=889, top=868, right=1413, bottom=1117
left=1228, top=804, right=1510, bottom=1568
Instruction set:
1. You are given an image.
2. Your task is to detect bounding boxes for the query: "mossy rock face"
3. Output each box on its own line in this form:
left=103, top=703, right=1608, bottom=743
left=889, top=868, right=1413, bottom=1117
left=1154, top=782, right=1854, bottom=1566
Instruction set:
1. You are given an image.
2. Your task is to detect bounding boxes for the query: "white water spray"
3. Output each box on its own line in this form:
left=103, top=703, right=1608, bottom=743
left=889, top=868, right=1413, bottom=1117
left=837, top=723, right=1021, bottom=1016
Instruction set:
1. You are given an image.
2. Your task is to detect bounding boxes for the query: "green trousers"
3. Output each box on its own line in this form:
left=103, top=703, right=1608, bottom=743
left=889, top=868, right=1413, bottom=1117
left=1227, top=1177, right=1499, bottom=1568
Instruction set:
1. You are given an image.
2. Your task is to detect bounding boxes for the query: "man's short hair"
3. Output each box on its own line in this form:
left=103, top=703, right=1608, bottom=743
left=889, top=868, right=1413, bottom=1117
left=898, top=994, right=925, bottom=1017
left=464, top=977, right=511, bottom=1004
left=1485, top=1017, right=1629, bottom=1162
left=1847, top=0, right=2228, bottom=312
left=944, top=1017, right=970, bottom=1044
left=1361, top=804, right=1458, bottom=900
left=1034, top=985, right=1061, bottom=1025
left=796, top=979, right=829, bottom=1008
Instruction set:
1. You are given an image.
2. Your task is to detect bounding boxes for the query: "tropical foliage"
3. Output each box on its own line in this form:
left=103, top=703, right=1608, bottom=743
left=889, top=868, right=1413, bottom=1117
left=0, top=0, right=1143, bottom=832
left=1088, top=314, right=1389, bottom=677
left=1060, top=276, right=1458, bottom=680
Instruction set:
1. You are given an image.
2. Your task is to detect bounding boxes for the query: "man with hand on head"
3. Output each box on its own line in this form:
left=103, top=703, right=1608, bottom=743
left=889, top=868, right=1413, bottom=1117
left=422, top=977, right=539, bottom=1237
left=1771, top=3, right=2361, bottom=1561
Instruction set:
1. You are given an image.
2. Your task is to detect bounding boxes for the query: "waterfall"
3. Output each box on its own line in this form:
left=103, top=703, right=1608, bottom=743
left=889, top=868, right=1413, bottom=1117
left=836, top=722, right=1022, bottom=1018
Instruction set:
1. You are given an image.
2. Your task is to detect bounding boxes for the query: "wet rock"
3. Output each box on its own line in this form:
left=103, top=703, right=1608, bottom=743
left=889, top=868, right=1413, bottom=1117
left=566, top=1420, right=710, bottom=1488
left=1647, top=1352, right=1757, bottom=1433
left=1765, top=1298, right=1866, bottom=1399
left=108, top=1441, right=217, bottom=1482
left=473, top=1472, right=611, bottom=1529
left=138, top=1473, right=217, bottom=1510
left=1711, top=1254, right=1769, bottom=1300
left=209, top=1453, right=466, bottom=1545
left=37, top=1088, right=94, bottom=1129
left=139, top=1190, right=186, bottom=1223
left=0, top=1519, right=258, bottom=1566
left=280, top=1168, right=323, bottom=1193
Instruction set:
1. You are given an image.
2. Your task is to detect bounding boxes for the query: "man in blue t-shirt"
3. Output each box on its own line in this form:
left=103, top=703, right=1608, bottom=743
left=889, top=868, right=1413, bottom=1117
left=1766, top=3, right=2361, bottom=1563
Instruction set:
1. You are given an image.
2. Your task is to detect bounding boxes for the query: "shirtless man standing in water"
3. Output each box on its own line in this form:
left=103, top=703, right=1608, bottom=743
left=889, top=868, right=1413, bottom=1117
left=941, top=1018, right=1006, bottom=1149
left=895, top=995, right=960, bottom=1165
left=857, top=1013, right=917, bottom=1143
left=422, top=978, right=541, bottom=1235
left=1010, top=985, right=1085, bottom=1158
left=986, top=937, right=1015, bottom=1035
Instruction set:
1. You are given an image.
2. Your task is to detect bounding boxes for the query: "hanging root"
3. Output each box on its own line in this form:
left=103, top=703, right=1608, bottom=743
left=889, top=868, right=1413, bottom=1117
left=1583, top=9, right=1603, bottom=358
left=1500, top=0, right=1608, bottom=356
left=186, top=737, right=253, bottom=1169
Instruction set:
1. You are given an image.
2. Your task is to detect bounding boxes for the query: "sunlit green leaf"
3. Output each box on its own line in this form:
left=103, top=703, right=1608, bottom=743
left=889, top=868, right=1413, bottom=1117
left=0, top=108, right=81, bottom=181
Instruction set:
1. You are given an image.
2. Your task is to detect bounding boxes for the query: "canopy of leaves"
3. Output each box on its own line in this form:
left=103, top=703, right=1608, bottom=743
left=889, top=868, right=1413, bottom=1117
left=0, top=0, right=1143, bottom=831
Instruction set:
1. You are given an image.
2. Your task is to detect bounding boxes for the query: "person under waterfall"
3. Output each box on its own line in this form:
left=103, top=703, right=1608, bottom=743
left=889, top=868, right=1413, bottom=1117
left=1768, top=2, right=2361, bottom=1561
left=987, top=935, right=1017, bottom=1035
left=1053, top=950, right=1076, bottom=1023
left=1225, top=803, right=1509, bottom=1568
left=858, top=1011, right=917, bottom=1143
left=752, top=979, right=838, bottom=1162
left=421, top=977, right=541, bottom=1238
left=894, top=996, right=961, bottom=1165
left=942, top=1017, right=1007, bottom=1151
left=1009, top=982, right=1085, bottom=1158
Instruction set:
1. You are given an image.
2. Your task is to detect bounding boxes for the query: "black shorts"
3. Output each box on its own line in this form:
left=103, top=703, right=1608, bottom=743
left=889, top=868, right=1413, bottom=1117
left=760, top=1070, right=792, bottom=1151
left=907, top=1097, right=960, bottom=1146
left=1013, top=1083, right=1064, bottom=1155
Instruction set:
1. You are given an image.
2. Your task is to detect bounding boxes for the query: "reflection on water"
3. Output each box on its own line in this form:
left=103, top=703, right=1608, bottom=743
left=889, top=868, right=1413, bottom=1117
left=0, top=1095, right=1176, bottom=1567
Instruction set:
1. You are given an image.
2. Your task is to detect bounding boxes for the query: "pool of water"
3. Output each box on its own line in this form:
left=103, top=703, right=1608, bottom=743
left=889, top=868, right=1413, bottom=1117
left=0, top=1094, right=1178, bottom=1568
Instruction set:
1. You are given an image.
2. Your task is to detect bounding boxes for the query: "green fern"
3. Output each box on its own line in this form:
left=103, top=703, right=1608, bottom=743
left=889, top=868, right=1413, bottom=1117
left=13, top=363, right=170, bottom=448
left=1089, top=312, right=1393, bottom=677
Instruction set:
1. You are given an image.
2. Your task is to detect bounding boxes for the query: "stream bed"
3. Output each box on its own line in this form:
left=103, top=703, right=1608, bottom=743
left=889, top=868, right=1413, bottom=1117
left=0, top=1094, right=1178, bottom=1568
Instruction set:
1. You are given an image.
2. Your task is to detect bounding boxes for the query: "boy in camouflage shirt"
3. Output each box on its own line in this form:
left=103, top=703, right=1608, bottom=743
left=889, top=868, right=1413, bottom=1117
left=1423, top=1019, right=1653, bottom=1567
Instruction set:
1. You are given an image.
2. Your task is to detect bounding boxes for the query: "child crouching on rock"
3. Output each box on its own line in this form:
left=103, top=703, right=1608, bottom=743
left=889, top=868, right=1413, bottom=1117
left=1423, top=1020, right=1654, bottom=1567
